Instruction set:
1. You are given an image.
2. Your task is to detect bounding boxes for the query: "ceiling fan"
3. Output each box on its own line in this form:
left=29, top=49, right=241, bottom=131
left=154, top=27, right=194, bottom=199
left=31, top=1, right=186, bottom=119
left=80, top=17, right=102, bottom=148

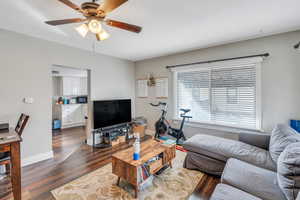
left=45, top=0, right=142, bottom=41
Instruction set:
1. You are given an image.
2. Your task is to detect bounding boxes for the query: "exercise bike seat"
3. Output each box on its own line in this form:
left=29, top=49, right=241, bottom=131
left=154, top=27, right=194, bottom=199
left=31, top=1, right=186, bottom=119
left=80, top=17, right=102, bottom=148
left=180, top=115, right=192, bottom=119
left=180, top=109, right=191, bottom=113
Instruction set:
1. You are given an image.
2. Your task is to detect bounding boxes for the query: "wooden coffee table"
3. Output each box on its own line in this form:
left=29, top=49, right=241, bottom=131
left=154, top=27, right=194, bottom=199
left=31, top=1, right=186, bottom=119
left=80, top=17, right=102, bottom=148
left=112, top=139, right=176, bottom=198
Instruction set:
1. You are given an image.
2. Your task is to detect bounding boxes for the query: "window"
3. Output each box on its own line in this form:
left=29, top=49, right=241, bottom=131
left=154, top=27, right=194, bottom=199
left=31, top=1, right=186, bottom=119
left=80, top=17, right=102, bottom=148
left=173, top=58, right=262, bottom=130
left=226, top=88, right=238, bottom=104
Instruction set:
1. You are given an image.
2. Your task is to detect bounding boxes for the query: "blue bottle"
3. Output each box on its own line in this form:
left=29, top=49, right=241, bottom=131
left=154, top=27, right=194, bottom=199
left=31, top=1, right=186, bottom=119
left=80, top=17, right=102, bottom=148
left=133, top=133, right=140, bottom=160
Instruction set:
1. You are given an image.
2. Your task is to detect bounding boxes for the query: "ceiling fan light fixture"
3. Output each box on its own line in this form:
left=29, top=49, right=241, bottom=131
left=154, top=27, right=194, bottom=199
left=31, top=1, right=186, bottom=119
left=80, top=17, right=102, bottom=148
left=97, top=29, right=110, bottom=41
left=75, top=23, right=89, bottom=37
left=88, top=19, right=102, bottom=34
left=45, top=0, right=142, bottom=42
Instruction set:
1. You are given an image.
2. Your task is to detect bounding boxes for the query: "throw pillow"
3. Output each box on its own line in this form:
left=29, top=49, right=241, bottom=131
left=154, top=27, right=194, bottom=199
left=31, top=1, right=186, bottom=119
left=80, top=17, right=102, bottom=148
left=269, top=124, right=300, bottom=163
left=277, top=142, right=300, bottom=200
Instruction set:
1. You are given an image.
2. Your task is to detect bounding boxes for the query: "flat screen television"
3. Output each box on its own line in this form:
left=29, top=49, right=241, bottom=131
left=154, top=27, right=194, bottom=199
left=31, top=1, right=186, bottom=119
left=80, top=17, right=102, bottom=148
left=93, top=99, right=132, bottom=129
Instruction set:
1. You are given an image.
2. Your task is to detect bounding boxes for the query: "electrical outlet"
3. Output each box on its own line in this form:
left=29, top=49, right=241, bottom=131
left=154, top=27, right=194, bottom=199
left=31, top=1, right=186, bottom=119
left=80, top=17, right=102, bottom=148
left=23, top=97, right=34, bottom=104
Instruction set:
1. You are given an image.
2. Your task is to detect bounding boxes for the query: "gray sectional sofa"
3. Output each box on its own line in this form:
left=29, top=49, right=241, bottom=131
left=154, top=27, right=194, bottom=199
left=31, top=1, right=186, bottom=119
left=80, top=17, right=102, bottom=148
left=183, top=130, right=275, bottom=176
left=183, top=124, right=300, bottom=200
left=210, top=158, right=286, bottom=200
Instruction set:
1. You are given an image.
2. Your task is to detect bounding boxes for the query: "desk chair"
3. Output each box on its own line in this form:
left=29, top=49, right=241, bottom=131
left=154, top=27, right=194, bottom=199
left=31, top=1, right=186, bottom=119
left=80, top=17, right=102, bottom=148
left=0, top=114, right=29, bottom=174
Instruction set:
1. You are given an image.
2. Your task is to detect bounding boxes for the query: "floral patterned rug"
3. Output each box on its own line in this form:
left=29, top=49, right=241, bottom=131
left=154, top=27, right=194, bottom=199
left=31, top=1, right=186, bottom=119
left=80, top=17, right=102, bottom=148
left=51, top=151, right=204, bottom=200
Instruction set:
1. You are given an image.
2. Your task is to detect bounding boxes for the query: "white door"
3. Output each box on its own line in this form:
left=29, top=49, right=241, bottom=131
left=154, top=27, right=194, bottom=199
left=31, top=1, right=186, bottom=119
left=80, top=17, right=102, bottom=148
left=62, top=104, right=83, bottom=127
left=73, top=104, right=84, bottom=124
left=81, top=104, right=88, bottom=121
left=70, top=77, right=80, bottom=96
left=63, top=77, right=82, bottom=96
left=62, top=77, right=72, bottom=96
left=80, top=77, right=88, bottom=95
left=62, top=105, right=72, bottom=125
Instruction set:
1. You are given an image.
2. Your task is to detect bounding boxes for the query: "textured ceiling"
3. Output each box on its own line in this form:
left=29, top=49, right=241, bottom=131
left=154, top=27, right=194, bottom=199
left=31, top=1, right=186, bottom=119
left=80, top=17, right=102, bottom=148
left=0, top=0, right=300, bottom=61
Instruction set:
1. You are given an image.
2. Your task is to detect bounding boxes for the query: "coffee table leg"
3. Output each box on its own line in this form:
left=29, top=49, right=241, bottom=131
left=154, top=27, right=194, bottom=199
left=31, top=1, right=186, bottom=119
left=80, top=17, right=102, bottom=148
left=117, top=177, right=121, bottom=186
left=134, top=185, right=139, bottom=198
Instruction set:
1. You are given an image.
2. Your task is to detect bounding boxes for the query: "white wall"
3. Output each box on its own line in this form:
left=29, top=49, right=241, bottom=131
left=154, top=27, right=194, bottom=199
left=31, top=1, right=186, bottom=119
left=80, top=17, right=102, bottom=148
left=0, top=29, right=135, bottom=163
left=135, top=31, right=300, bottom=138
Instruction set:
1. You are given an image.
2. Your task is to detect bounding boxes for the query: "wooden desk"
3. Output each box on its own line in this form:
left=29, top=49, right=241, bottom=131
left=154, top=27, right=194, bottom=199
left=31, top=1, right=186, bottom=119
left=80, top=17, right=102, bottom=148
left=0, top=129, right=21, bottom=200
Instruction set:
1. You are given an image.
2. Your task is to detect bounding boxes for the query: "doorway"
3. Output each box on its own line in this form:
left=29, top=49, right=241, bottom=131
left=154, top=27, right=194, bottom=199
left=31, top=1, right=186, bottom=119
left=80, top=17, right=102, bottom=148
left=51, top=65, right=91, bottom=157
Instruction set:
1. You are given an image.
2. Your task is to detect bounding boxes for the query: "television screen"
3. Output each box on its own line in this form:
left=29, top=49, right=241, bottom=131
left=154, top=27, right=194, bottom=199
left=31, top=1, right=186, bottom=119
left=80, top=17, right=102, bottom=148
left=93, top=99, right=132, bottom=129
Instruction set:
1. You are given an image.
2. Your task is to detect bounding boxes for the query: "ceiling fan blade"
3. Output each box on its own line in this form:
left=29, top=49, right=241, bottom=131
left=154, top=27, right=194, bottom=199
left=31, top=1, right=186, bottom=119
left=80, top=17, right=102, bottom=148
left=58, top=0, right=82, bottom=12
left=105, top=19, right=142, bottom=33
left=45, top=18, right=86, bottom=26
left=99, top=0, right=128, bottom=13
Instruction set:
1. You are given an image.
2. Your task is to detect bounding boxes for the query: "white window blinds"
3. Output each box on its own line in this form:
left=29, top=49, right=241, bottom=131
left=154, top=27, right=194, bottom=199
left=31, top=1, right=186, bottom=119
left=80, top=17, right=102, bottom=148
left=177, top=71, right=210, bottom=123
left=174, top=59, right=261, bottom=130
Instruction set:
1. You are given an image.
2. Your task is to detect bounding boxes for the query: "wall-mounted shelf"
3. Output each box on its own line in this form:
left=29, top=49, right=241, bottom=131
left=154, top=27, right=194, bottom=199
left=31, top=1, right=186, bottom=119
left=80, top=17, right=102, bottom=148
left=136, top=76, right=168, bottom=99
left=155, top=77, right=168, bottom=98
left=137, top=79, right=148, bottom=98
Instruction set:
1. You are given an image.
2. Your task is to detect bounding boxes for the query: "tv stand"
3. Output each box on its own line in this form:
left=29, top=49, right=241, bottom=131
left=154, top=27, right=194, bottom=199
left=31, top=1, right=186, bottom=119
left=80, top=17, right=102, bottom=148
left=93, top=143, right=111, bottom=149
left=92, top=123, right=131, bottom=148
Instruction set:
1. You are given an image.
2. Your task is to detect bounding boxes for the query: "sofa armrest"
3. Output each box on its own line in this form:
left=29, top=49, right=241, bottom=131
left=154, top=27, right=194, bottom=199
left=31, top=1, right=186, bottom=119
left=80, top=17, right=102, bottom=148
left=221, top=158, right=286, bottom=200
left=238, top=132, right=270, bottom=150
left=296, top=193, right=300, bottom=200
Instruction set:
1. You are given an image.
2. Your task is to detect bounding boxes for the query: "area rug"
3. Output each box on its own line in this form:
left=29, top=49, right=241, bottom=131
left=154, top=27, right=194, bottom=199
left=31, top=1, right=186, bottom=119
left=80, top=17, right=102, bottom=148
left=51, top=151, right=204, bottom=200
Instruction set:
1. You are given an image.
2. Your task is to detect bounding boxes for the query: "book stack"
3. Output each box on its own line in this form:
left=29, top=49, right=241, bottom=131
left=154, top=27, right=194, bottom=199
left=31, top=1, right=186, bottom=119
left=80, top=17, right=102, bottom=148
left=0, top=166, right=6, bottom=181
left=162, top=139, right=176, bottom=145
left=137, top=155, right=162, bottom=184
left=137, top=164, right=151, bottom=184
left=141, top=165, right=151, bottom=181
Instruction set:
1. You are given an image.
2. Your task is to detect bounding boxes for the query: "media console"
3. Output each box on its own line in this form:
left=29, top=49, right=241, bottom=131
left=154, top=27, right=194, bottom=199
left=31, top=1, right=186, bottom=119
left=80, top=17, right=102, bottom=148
left=92, top=123, right=132, bottom=148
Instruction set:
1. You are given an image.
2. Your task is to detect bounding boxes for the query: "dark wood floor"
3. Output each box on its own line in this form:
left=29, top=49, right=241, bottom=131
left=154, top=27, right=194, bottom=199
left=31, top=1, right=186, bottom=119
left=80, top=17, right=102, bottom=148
left=0, top=127, right=219, bottom=200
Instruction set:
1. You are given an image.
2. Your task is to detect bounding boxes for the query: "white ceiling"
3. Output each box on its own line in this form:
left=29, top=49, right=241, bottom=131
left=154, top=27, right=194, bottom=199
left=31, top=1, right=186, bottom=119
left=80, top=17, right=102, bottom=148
left=1, top=0, right=300, bottom=61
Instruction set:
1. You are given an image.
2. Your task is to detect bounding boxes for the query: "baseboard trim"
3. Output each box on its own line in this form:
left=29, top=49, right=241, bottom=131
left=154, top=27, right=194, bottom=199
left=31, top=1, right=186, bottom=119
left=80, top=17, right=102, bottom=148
left=62, top=123, right=85, bottom=129
left=21, top=151, right=54, bottom=167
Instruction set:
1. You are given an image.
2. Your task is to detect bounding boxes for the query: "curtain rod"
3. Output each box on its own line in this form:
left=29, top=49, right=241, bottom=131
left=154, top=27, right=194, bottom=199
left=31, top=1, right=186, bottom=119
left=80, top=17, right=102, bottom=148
left=166, top=53, right=270, bottom=69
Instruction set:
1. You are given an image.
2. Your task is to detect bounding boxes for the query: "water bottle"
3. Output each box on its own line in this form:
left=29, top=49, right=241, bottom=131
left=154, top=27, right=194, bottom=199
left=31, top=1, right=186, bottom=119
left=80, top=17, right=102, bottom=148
left=133, top=133, right=140, bottom=160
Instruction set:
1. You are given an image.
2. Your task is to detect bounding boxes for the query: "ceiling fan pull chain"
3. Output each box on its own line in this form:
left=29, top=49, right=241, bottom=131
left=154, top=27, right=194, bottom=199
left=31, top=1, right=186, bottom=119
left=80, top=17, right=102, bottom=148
left=92, top=41, right=96, bottom=55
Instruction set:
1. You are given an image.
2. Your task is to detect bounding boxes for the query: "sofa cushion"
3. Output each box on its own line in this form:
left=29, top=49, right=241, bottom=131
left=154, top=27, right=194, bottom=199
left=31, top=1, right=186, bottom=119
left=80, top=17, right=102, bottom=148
left=222, top=158, right=286, bottom=200
left=210, top=184, right=262, bottom=200
left=183, top=134, right=276, bottom=171
left=277, top=142, right=300, bottom=200
left=269, top=124, right=300, bottom=163
left=238, top=131, right=271, bottom=150
left=183, top=151, right=225, bottom=176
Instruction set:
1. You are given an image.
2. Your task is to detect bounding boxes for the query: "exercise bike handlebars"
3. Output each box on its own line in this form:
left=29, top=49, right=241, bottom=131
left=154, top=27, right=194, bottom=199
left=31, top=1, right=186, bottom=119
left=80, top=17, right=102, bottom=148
left=150, top=102, right=191, bottom=117
left=150, top=102, right=167, bottom=107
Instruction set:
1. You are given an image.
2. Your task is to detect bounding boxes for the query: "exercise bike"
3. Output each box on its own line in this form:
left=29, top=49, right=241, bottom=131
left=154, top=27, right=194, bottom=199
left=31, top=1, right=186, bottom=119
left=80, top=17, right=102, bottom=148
left=150, top=102, right=192, bottom=144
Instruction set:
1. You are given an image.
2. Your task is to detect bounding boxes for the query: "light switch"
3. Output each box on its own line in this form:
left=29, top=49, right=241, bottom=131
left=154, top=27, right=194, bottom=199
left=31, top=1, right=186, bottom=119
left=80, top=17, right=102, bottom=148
left=24, top=97, right=34, bottom=104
